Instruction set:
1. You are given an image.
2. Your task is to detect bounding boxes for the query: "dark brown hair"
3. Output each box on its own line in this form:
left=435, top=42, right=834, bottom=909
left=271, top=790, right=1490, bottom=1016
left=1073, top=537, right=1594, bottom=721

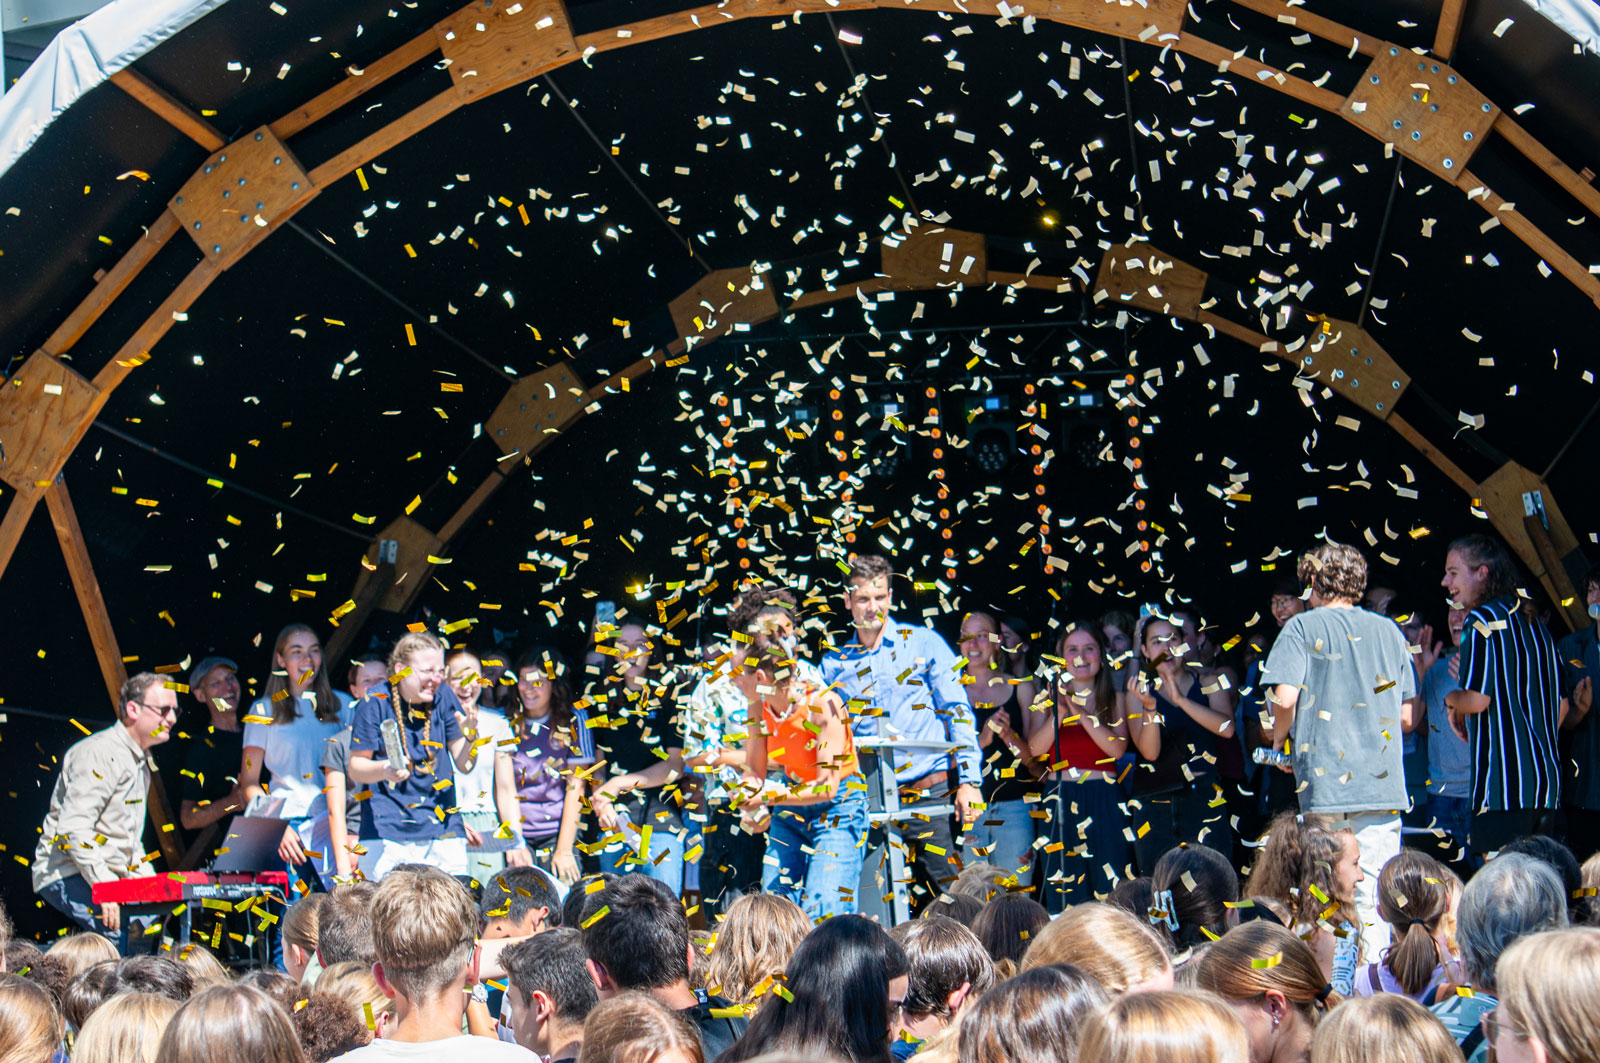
left=957, top=963, right=1109, bottom=1063
left=1151, top=845, right=1241, bottom=952
left=1448, top=533, right=1520, bottom=603
left=292, top=993, right=371, bottom=1062
left=970, top=894, right=1050, bottom=969
left=847, top=555, right=893, bottom=585
left=893, top=916, right=996, bottom=1020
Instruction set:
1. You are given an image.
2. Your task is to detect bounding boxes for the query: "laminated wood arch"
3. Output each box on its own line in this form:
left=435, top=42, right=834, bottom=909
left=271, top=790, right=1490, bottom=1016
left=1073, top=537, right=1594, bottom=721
left=5, top=0, right=1600, bottom=743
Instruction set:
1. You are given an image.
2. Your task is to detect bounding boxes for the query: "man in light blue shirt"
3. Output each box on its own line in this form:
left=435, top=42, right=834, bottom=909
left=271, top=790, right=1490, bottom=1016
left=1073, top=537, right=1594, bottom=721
left=821, top=555, right=981, bottom=911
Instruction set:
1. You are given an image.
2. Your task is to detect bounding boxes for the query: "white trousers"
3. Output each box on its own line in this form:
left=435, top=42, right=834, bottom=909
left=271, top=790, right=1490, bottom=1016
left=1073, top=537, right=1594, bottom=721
left=1342, top=811, right=1401, bottom=965
left=357, top=836, right=469, bottom=880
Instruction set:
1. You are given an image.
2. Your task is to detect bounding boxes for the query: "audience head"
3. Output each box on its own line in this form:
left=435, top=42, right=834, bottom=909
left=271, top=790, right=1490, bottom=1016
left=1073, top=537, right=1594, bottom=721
left=107, top=954, right=194, bottom=1004
left=158, top=983, right=306, bottom=1063
left=71, top=990, right=178, bottom=1063
left=173, top=942, right=231, bottom=989
left=1457, top=852, right=1568, bottom=993
left=1077, top=988, right=1250, bottom=1063
left=44, top=932, right=118, bottom=980
left=1020, top=903, right=1173, bottom=994
left=1499, top=835, right=1586, bottom=920
left=891, top=916, right=995, bottom=1043
left=1108, top=877, right=1157, bottom=921
left=1372, top=849, right=1458, bottom=996
left=347, top=654, right=387, bottom=701
left=1057, top=618, right=1117, bottom=725
left=1307, top=993, right=1459, bottom=1063
left=723, top=913, right=900, bottom=1063
left=313, top=961, right=394, bottom=1038
left=1194, top=921, right=1336, bottom=1063
left=316, top=881, right=377, bottom=968
left=564, top=874, right=615, bottom=930
left=1151, top=845, right=1241, bottom=953
left=0, top=974, right=64, bottom=1063
left=1269, top=579, right=1307, bottom=628
left=0, top=901, right=11, bottom=969
left=282, top=892, right=329, bottom=982
left=62, top=961, right=117, bottom=1030
left=950, top=863, right=1008, bottom=904
left=1100, top=609, right=1136, bottom=658
left=704, top=893, right=810, bottom=1007
left=292, top=993, right=372, bottom=1063
left=577, top=991, right=703, bottom=1063
left=969, top=893, right=1049, bottom=973
left=266, top=625, right=338, bottom=724
left=481, top=866, right=563, bottom=938
left=238, top=968, right=302, bottom=1015
left=1493, top=926, right=1600, bottom=1063
left=582, top=874, right=690, bottom=997
left=957, top=963, right=1109, bottom=1063
left=370, top=864, right=478, bottom=1004
left=1248, top=814, right=1361, bottom=927
left=922, top=891, right=984, bottom=926
left=504, top=928, right=598, bottom=1055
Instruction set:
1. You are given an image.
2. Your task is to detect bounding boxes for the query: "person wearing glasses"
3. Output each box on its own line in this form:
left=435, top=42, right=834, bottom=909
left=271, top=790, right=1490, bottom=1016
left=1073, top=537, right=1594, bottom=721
left=33, top=672, right=178, bottom=937
left=347, top=632, right=479, bottom=879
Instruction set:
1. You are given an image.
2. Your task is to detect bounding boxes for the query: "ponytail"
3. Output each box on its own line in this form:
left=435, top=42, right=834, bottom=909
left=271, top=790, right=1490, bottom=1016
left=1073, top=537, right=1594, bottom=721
left=1375, top=850, right=1458, bottom=997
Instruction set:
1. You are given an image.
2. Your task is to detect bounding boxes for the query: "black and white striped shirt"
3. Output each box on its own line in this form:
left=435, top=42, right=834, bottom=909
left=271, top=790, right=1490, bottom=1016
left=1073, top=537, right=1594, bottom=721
left=1459, top=596, right=1563, bottom=812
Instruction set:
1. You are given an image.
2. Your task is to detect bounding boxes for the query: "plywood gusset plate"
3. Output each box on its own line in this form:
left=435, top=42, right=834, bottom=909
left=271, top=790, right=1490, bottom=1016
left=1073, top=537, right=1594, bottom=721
left=1341, top=47, right=1498, bottom=183
left=0, top=352, right=102, bottom=496
left=168, top=127, right=314, bottom=267
left=668, top=267, right=782, bottom=347
left=435, top=0, right=578, bottom=102
left=1094, top=244, right=1208, bottom=321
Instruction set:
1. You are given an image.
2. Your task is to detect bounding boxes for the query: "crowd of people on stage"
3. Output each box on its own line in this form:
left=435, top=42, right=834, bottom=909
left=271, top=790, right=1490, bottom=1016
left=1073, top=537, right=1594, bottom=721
left=11, top=528, right=1600, bottom=1062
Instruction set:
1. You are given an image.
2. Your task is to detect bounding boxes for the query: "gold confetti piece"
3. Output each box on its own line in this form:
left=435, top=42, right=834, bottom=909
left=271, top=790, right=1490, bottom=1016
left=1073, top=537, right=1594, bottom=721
left=580, top=905, right=610, bottom=929
left=405, top=323, right=417, bottom=345
left=1251, top=952, right=1283, bottom=969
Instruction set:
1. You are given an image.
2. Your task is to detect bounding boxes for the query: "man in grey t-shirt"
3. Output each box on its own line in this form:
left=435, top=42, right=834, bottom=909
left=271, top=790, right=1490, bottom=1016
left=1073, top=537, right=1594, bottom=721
left=1262, top=541, right=1418, bottom=960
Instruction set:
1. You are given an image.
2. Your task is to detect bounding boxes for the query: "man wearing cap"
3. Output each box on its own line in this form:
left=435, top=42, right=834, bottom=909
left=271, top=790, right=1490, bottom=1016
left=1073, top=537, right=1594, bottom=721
left=33, top=672, right=177, bottom=936
left=179, top=656, right=245, bottom=842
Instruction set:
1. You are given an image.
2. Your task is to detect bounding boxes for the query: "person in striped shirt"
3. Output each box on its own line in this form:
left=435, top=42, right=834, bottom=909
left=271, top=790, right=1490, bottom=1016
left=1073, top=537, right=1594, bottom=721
left=1440, top=534, right=1567, bottom=857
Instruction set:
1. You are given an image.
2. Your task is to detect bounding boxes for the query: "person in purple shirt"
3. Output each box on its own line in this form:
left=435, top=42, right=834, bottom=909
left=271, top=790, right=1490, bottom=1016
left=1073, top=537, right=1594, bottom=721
left=508, top=645, right=593, bottom=883
left=821, top=555, right=981, bottom=913
left=348, top=632, right=477, bottom=880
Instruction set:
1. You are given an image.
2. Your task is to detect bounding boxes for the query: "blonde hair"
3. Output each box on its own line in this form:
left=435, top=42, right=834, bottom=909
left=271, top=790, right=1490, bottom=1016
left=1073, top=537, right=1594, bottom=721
left=173, top=942, right=232, bottom=989
left=0, top=974, right=64, bottom=1063
left=45, top=932, right=119, bottom=979
left=1496, top=927, right=1600, bottom=1063
left=314, top=961, right=395, bottom=1031
left=577, top=991, right=704, bottom=1063
left=388, top=632, right=445, bottom=676
left=157, top=984, right=305, bottom=1063
left=282, top=893, right=328, bottom=956
left=1077, top=988, right=1249, bottom=1063
left=1020, top=903, right=1171, bottom=992
left=1194, top=922, right=1338, bottom=1026
left=1308, top=994, right=1461, bottom=1063
left=705, top=894, right=812, bottom=1007
left=72, top=991, right=179, bottom=1063
left=369, top=865, right=476, bottom=1001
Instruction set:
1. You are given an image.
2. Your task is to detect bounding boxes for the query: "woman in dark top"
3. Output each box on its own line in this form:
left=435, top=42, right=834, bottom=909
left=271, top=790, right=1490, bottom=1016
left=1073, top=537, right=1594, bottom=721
left=1127, top=612, right=1237, bottom=874
left=586, top=621, right=691, bottom=895
left=957, top=611, right=1039, bottom=886
left=1027, top=619, right=1131, bottom=910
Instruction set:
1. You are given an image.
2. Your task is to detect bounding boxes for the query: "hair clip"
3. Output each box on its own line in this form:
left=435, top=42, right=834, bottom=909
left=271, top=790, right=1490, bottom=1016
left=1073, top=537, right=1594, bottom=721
left=1149, top=888, right=1179, bottom=932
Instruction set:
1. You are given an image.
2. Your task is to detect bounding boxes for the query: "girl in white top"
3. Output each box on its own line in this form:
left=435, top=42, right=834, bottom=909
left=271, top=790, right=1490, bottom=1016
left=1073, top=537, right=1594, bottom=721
left=446, top=647, right=530, bottom=881
left=239, top=623, right=354, bottom=866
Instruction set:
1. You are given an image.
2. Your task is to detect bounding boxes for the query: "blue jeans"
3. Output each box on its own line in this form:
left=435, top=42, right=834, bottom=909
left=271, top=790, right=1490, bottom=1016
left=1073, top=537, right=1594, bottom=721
left=962, top=797, right=1037, bottom=886
left=1428, top=794, right=1474, bottom=865
left=764, top=780, right=869, bottom=920
left=598, top=811, right=689, bottom=895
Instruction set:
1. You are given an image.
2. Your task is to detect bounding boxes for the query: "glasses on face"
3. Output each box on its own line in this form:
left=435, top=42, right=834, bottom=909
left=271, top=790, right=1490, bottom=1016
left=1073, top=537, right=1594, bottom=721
left=1481, top=1007, right=1527, bottom=1061
left=134, top=700, right=179, bottom=718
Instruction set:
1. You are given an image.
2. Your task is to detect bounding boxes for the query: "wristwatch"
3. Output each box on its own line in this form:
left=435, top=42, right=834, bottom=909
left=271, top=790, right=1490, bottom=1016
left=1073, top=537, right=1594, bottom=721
left=469, top=983, right=489, bottom=1004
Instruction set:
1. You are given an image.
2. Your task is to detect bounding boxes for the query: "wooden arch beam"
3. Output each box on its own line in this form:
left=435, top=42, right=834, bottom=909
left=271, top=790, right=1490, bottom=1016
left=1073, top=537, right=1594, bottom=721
left=6, top=0, right=1600, bottom=658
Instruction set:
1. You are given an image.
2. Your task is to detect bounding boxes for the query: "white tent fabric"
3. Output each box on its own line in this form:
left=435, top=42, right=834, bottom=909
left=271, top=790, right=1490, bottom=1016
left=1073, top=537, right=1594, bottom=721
left=1525, top=0, right=1600, bottom=54
left=0, top=0, right=231, bottom=179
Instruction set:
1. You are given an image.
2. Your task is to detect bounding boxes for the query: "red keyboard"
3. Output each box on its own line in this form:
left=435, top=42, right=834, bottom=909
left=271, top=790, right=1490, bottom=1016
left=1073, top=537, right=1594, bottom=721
left=91, top=871, right=288, bottom=905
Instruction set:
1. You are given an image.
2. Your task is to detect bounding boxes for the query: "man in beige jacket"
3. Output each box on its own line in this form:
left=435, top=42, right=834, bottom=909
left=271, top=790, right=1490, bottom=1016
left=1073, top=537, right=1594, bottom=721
left=33, top=671, right=176, bottom=936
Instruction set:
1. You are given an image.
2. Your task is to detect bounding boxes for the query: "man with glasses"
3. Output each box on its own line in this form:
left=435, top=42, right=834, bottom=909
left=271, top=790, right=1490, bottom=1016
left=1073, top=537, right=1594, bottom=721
left=33, top=672, right=178, bottom=936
